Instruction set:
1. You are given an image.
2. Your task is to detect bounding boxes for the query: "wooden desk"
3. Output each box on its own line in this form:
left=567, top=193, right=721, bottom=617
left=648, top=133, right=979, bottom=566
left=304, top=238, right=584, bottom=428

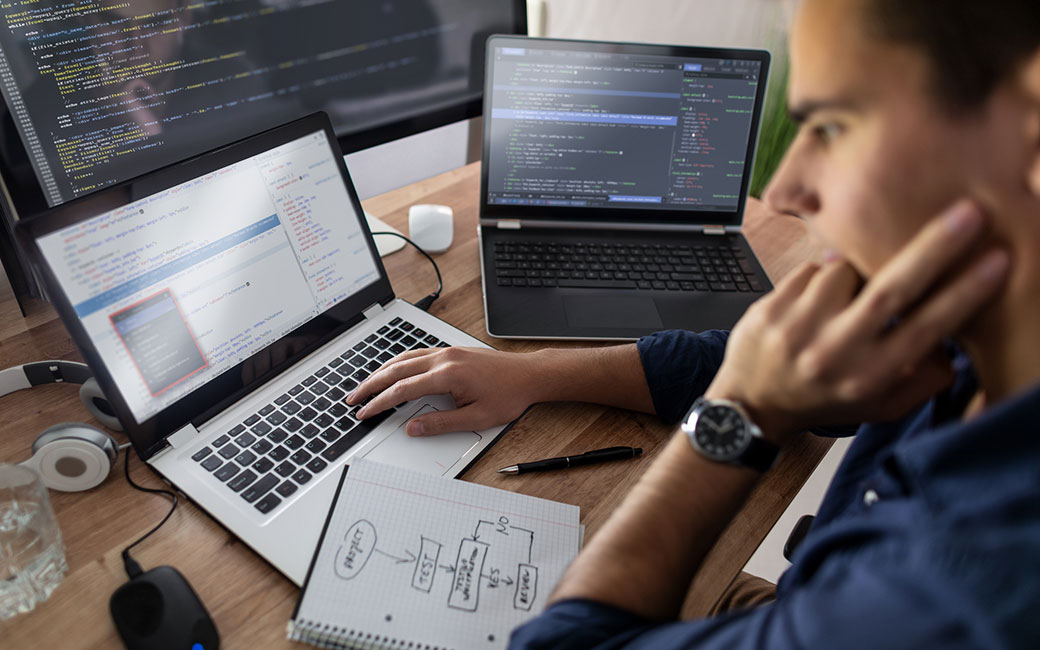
left=0, top=162, right=829, bottom=648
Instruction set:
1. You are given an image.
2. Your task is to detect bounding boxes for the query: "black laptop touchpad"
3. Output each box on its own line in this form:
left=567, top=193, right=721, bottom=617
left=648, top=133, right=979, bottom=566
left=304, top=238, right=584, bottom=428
left=563, top=296, right=664, bottom=330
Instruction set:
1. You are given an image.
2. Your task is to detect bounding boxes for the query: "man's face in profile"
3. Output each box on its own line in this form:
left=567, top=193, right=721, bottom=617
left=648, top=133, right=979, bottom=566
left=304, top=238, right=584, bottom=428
left=765, top=0, right=1024, bottom=278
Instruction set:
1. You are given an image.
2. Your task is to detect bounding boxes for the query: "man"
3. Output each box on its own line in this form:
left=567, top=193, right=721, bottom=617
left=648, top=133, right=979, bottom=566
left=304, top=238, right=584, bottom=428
left=350, top=0, right=1040, bottom=646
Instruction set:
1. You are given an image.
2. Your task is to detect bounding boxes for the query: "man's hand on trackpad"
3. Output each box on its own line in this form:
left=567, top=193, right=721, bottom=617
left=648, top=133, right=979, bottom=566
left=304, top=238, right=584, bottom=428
left=346, top=347, right=543, bottom=437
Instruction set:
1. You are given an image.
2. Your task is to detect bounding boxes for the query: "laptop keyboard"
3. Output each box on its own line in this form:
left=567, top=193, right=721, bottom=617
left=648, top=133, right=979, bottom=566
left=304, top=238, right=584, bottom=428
left=491, top=240, right=766, bottom=292
left=190, top=317, right=448, bottom=516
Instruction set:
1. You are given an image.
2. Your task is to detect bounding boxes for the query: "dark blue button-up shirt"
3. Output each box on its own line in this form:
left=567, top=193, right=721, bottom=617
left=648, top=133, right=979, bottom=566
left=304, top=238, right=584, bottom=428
left=510, top=330, right=1040, bottom=649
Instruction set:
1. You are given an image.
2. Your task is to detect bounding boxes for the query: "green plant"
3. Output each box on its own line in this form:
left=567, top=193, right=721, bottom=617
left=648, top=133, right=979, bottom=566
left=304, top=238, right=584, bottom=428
left=749, top=62, right=798, bottom=198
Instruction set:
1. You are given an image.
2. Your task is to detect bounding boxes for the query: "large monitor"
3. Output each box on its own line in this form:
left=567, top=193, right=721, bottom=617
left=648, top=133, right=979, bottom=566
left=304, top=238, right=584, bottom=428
left=0, top=0, right=525, bottom=300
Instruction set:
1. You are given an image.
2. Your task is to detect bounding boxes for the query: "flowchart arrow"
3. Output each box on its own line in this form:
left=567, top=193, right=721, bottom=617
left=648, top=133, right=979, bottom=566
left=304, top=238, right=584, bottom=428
left=510, top=525, right=535, bottom=563
left=480, top=570, right=507, bottom=588
left=472, top=519, right=497, bottom=541
left=375, top=548, right=416, bottom=564
left=439, top=563, right=455, bottom=573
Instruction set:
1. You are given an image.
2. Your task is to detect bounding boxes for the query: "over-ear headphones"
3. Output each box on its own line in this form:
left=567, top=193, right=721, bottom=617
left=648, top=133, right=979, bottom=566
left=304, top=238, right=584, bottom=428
left=1, top=360, right=124, bottom=492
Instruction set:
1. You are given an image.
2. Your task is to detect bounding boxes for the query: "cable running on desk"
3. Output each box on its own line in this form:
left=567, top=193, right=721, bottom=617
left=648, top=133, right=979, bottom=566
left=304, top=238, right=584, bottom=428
left=371, top=231, right=442, bottom=311
left=120, top=450, right=179, bottom=578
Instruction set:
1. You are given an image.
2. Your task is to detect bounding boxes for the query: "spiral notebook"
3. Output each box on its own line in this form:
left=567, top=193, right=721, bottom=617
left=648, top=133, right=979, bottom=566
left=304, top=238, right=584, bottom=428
left=288, top=459, right=582, bottom=650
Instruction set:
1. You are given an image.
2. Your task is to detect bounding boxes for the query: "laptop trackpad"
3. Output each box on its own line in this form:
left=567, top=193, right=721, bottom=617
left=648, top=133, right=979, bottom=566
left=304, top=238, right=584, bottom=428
left=563, top=296, right=664, bottom=329
left=362, top=404, right=482, bottom=476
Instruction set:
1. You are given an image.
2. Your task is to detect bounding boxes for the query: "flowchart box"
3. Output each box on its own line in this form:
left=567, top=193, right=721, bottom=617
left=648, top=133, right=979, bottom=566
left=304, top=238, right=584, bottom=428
left=514, top=563, right=538, bottom=611
left=412, top=537, right=442, bottom=593
left=448, top=538, right=489, bottom=611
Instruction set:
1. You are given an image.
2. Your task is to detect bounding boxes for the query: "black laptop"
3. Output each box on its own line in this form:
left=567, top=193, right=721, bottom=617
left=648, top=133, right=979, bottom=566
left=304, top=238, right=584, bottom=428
left=478, top=36, right=773, bottom=340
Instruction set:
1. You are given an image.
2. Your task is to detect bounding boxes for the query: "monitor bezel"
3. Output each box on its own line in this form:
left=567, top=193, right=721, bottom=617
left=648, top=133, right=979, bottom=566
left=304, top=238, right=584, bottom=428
left=325, top=0, right=529, bottom=156
left=16, top=113, right=396, bottom=460
left=479, top=36, right=771, bottom=227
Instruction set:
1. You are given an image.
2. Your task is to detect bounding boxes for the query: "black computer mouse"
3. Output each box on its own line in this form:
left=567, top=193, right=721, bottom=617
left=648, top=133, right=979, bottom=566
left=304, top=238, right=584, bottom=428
left=110, top=566, right=220, bottom=650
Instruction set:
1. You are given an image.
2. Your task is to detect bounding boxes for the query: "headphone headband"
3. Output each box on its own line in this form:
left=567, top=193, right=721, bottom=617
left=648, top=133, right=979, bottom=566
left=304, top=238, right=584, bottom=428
left=1, top=361, right=123, bottom=491
left=0, top=360, right=93, bottom=396
left=0, top=361, right=121, bottom=431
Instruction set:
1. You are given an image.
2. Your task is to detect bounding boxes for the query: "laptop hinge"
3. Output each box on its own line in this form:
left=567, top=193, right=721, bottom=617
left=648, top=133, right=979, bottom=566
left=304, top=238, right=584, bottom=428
left=496, top=219, right=521, bottom=230
left=167, top=423, right=199, bottom=450
left=362, top=302, right=385, bottom=320
left=703, top=225, right=727, bottom=235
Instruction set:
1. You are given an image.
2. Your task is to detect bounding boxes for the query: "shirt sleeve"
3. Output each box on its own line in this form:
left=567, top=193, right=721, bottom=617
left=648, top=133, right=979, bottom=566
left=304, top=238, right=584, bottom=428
left=636, top=329, right=858, bottom=437
left=507, top=543, right=990, bottom=650
left=636, top=329, right=729, bottom=423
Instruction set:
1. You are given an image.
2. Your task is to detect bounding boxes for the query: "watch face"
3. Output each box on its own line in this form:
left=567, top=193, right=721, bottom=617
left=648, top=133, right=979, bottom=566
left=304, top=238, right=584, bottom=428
left=693, top=405, right=751, bottom=460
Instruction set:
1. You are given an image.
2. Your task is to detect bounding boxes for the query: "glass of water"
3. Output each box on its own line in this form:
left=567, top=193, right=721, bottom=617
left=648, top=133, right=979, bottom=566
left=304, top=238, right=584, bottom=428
left=0, top=463, right=68, bottom=619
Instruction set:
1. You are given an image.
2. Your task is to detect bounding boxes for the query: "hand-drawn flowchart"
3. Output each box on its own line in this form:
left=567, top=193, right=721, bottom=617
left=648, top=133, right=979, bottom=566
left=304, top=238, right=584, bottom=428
left=334, top=515, right=540, bottom=613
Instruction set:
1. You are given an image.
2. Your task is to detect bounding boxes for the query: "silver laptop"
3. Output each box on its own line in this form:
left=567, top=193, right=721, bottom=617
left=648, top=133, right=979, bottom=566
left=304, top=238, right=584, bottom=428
left=479, top=36, right=773, bottom=340
left=18, top=114, right=508, bottom=584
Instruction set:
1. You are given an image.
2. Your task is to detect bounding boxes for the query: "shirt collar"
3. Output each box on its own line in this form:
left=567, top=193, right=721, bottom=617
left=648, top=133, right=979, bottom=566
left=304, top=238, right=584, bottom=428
left=892, top=364, right=1040, bottom=508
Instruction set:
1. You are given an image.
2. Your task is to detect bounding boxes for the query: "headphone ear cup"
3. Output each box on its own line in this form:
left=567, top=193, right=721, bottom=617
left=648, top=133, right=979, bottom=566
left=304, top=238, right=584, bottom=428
left=23, top=423, right=119, bottom=492
left=79, top=378, right=122, bottom=432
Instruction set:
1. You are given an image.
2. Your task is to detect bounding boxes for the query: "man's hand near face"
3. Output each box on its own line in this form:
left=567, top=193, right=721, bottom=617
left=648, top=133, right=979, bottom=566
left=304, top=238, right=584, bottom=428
left=545, top=200, right=1009, bottom=619
left=706, top=200, right=1010, bottom=444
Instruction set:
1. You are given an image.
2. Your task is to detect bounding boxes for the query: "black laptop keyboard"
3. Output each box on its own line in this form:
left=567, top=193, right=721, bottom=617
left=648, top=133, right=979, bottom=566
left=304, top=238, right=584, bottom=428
left=492, top=240, right=766, bottom=293
left=190, top=317, right=448, bottom=516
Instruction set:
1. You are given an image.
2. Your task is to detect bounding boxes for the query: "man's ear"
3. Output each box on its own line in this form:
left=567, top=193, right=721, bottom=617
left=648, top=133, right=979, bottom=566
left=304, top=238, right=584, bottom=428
left=1025, top=47, right=1040, bottom=197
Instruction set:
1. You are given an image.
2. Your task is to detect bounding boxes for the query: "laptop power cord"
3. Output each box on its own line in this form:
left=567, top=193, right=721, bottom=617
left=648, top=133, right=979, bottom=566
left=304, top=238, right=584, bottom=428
left=120, top=448, right=179, bottom=579
left=371, top=231, right=442, bottom=311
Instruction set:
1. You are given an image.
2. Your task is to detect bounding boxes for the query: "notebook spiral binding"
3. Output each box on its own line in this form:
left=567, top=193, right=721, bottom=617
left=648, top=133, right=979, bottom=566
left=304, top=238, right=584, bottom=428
left=288, top=619, right=454, bottom=650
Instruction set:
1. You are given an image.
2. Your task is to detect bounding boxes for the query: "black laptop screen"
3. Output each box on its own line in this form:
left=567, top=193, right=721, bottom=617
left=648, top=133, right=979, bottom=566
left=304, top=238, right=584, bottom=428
left=33, top=128, right=380, bottom=425
left=482, top=37, right=769, bottom=225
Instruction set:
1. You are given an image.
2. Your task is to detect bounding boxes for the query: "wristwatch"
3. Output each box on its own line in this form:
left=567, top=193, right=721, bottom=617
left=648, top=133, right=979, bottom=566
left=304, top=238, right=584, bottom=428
left=681, top=397, right=779, bottom=472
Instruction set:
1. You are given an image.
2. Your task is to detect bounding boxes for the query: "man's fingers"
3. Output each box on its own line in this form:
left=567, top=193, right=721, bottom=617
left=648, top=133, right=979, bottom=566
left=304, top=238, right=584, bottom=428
left=347, top=352, right=437, bottom=405
left=783, top=260, right=862, bottom=346
left=405, top=404, right=487, bottom=437
left=846, top=201, right=986, bottom=337
left=750, top=261, right=823, bottom=327
left=370, top=348, right=439, bottom=379
left=772, top=261, right=823, bottom=303
left=834, top=247, right=1004, bottom=404
left=882, top=248, right=1009, bottom=369
left=355, top=363, right=461, bottom=419
left=798, top=259, right=862, bottom=315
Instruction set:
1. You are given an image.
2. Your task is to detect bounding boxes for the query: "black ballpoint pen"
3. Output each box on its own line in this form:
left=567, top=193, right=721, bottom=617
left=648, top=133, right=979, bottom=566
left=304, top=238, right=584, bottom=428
left=497, top=446, right=643, bottom=474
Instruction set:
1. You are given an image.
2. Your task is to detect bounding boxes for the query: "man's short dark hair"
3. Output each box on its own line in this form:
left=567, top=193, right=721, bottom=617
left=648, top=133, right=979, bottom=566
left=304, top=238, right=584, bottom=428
left=864, top=0, right=1040, bottom=110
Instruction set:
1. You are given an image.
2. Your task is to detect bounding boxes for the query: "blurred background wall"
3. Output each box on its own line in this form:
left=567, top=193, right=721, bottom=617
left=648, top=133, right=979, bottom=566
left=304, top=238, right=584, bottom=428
left=532, top=0, right=795, bottom=55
